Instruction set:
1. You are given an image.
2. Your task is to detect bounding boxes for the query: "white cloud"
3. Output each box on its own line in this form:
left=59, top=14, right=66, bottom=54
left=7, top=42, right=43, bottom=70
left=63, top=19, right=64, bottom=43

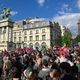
left=63, top=4, right=69, bottom=8
left=58, top=11, right=66, bottom=15
left=77, top=0, right=80, bottom=8
left=53, top=13, right=80, bottom=37
left=10, top=11, right=18, bottom=16
left=58, top=3, right=72, bottom=15
left=37, top=0, right=45, bottom=6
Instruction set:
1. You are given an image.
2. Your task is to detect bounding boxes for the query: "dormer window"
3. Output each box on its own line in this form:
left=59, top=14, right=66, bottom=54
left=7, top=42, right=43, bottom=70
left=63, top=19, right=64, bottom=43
left=23, top=21, right=26, bottom=25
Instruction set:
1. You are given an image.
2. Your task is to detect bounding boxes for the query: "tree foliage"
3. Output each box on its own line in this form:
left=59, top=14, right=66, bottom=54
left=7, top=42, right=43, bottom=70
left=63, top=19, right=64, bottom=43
left=62, top=32, right=72, bottom=47
left=75, top=33, right=80, bottom=42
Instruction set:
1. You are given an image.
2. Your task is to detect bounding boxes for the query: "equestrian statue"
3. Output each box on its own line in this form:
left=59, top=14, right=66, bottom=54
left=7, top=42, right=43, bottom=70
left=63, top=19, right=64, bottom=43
left=0, top=7, right=11, bottom=20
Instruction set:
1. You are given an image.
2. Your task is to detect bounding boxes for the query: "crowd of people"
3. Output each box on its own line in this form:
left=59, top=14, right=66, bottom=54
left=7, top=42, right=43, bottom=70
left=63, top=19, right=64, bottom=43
left=0, top=45, right=80, bottom=80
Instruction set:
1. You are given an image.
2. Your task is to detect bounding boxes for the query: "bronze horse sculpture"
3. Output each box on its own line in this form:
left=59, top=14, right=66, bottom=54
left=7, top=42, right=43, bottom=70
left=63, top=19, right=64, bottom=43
left=0, top=8, right=11, bottom=19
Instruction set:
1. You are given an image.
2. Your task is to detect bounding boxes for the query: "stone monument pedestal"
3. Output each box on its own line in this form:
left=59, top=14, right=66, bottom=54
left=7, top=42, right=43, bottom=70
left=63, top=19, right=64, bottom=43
left=0, top=18, right=15, bottom=52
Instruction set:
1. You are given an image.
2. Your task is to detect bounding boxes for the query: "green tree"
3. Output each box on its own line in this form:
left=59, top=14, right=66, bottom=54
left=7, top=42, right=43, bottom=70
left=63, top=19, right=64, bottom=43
left=75, top=33, right=80, bottom=42
left=62, top=32, right=72, bottom=47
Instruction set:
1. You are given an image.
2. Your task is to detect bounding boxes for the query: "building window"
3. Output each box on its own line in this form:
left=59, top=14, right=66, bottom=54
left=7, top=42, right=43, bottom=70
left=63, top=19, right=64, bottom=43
left=23, top=21, right=26, bottom=25
left=41, top=42, right=46, bottom=47
left=24, top=31, right=27, bottom=35
left=14, top=37, right=16, bottom=42
left=42, top=35, right=46, bottom=40
left=30, top=36, right=33, bottom=41
left=36, top=30, right=39, bottom=34
left=35, top=42, right=40, bottom=49
left=24, top=36, right=27, bottom=42
left=42, top=29, right=45, bottom=33
left=14, top=32, right=16, bottom=36
left=0, top=28, right=2, bottom=34
left=19, top=37, right=21, bottom=42
left=23, top=43, right=27, bottom=48
left=19, top=32, right=21, bottom=36
left=18, top=43, right=21, bottom=48
left=3, top=34, right=6, bottom=41
left=36, top=35, right=39, bottom=41
left=17, top=25, right=20, bottom=27
left=30, top=31, right=32, bottom=35
left=3, top=27, right=6, bottom=33
left=51, top=35, right=53, bottom=40
left=29, top=43, right=33, bottom=48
